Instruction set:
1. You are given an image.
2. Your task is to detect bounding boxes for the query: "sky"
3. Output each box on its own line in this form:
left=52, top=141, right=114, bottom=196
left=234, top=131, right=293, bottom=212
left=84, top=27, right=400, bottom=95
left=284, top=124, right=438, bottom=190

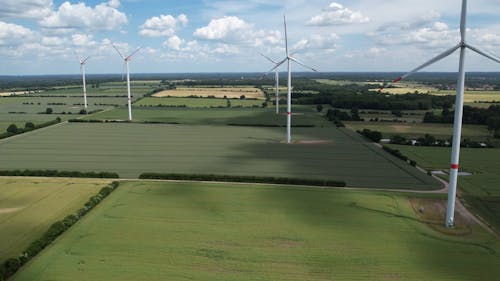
left=0, top=0, right=499, bottom=75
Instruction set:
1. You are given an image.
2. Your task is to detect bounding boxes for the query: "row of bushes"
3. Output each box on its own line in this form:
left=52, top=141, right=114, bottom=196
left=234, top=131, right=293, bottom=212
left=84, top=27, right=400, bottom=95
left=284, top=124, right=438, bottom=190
left=382, top=146, right=417, bottom=166
left=0, top=169, right=119, bottom=178
left=357, top=129, right=382, bottom=143
left=139, top=173, right=346, bottom=187
left=0, top=182, right=119, bottom=281
left=1, top=118, right=62, bottom=140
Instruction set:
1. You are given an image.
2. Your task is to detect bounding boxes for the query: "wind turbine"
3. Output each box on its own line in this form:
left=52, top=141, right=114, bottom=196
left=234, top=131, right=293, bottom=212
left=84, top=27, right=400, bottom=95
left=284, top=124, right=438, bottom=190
left=265, top=15, right=318, bottom=144
left=380, top=0, right=500, bottom=228
left=78, top=56, right=90, bottom=110
left=112, top=44, right=141, bottom=121
left=259, top=52, right=281, bottom=114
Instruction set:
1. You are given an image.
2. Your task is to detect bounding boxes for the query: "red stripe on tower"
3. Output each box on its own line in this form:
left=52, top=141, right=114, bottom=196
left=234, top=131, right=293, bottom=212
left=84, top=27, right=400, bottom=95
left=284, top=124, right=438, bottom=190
left=287, top=112, right=291, bottom=115
left=451, top=164, right=459, bottom=170
left=393, top=77, right=402, bottom=83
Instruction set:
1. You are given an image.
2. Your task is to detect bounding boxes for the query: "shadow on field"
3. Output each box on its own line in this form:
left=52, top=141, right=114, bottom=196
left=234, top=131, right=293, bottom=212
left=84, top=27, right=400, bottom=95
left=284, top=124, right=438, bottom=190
left=214, top=107, right=440, bottom=190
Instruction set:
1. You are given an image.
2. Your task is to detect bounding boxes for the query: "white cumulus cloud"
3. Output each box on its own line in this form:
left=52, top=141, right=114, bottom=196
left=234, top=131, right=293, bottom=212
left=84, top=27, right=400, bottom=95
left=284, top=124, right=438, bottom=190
left=139, top=14, right=188, bottom=37
left=39, top=0, right=127, bottom=32
left=0, top=0, right=53, bottom=19
left=307, top=2, right=369, bottom=26
left=0, top=21, right=35, bottom=46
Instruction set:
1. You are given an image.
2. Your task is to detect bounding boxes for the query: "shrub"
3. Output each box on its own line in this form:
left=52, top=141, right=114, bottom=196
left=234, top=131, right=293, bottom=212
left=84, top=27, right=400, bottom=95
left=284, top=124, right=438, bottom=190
left=45, top=108, right=53, bottom=114
left=139, top=173, right=346, bottom=187
left=24, top=122, right=35, bottom=130
left=6, top=124, right=18, bottom=134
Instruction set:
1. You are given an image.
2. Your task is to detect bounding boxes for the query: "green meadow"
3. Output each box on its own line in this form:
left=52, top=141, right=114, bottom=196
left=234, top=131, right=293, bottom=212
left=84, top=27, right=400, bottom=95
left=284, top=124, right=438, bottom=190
left=12, top=181, right=500, bottom=281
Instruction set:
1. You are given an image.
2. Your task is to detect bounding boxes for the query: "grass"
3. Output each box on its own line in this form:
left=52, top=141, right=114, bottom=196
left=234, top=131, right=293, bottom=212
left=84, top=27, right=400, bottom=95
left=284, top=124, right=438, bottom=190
left=134, top=97, right=263, bottom=108
left=12, top=181, right=500, bottom=281
left=0, top=120, right=439, bottom=189
left=345, top=121, right=491, bottom=140
left=386, top=145, right=500, bottom=233
left=0, top=177, right=109, bottom=263
left=84, top=106, right=328, bottom=126
left=153, top=86, right=265, bottom=99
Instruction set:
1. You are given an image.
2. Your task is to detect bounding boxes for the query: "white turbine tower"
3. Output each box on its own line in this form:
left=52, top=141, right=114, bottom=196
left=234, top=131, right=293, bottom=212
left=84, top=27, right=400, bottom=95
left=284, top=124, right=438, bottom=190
left=78, top=56, right=90, bottom=110
left=381, top=0, right=500, bottom=227
left=112, top=44, right=141, bottom=121
left=265, top=15, right=318, bottom=144
left=259, top=52, right=280, bottom=114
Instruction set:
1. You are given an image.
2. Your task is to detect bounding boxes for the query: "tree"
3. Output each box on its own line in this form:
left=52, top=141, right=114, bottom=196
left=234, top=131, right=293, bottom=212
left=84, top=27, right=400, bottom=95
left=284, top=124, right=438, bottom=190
left=79, top=109, right=87, bottom=114
left=24, top=122, right=35, bottom=130
left=6, top=124, right=18, bottom=134
left=390, top=135, right=407, bottom=145
left=240, top=95, right=246, bottom=100
left=46, top=108, right=53, bottom=114
left=316, top=104, right=323, bottom=112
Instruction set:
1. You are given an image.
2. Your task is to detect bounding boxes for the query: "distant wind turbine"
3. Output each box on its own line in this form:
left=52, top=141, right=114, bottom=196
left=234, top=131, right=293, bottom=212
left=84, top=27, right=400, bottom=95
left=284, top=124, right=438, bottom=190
left=259, top=52, right=280, bottom=114
left=380, top=0, right=500, bottom=228
left=112, top=44, right=141, bottom=121
left=265, top=15, right=318, bottom=144
left=79, top=56, right=90, bottom=109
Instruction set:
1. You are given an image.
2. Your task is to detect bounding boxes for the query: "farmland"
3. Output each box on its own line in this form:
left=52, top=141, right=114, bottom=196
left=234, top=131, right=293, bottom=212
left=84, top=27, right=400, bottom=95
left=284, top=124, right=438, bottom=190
left=386, top=145, right=500, bottom=232
left=0, top=119, right=439, bottom=189
left=12, top=181, right=500, bottom=281
left=345, top=121, right=491, bottom=140
left=0, top=177, right=109, bottom=263
left=84, top=106, right=330, bottom=126
left=134, top=97, right=263, bottom=108
left=153, top=86, right=265, bottom=99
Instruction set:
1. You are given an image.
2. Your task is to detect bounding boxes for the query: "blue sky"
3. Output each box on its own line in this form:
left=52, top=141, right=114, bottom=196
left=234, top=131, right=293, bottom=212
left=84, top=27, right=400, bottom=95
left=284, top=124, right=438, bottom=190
left=0, top=0, right=499, bottom=75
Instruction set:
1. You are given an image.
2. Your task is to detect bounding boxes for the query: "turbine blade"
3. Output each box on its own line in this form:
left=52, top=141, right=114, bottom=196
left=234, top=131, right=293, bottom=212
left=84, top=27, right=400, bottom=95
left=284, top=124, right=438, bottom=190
left=126, top=47, right=142, bottom=60
left=283, top=15, right=289, bottom=57
left=379, top=44, right=460, bottom=91
left=81, top=56, right=91, bottom=64
left=460, top=0, right=467, bottom=41
left=112, top=43, right=125, bottom=59
left=466, top=44, right=500, bottom=64
left=261, top=57, right=287, bottom=79
left=258, top=52, right=278, bottom=64
left=289, top=57, right=317, bottom=72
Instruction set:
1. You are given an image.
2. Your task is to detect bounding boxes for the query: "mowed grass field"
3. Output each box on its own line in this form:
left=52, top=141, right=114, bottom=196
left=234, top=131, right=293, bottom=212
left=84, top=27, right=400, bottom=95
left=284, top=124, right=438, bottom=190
left=387, top=145, right=500, bottom=232
left=0, top=120, right=439, bottom=189
left=0, top=177, right=109, bottom=263
left=153, top=86, right=265, bottom=99
left=134, top=97, right=263, bottom=108
left=12, top=181, right=500, bottom=281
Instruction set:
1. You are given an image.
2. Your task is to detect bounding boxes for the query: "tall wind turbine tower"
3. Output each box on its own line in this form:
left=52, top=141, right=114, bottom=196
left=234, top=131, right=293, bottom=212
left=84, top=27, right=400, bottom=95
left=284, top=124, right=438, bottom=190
left=79, top=56, right=90, bottom=109
left=259, top=52, right=280, bottom=114
left=381, top=0, right=500, bottom=227
left=265, top=15, right=318, bottom=144
left=112, top=44, right=141, bottom=121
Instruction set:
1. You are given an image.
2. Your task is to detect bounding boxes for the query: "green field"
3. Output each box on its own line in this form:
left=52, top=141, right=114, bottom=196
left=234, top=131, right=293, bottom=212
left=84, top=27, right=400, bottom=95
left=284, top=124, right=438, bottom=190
left=387, top=145, right=500, bottom=232
left=134, top=97, right=263, bottom=108
left=85, top=106, right=330, bottom=126
left=345, top=121, right=491, bottom=140
left=12, top=181, right=500, bottom=281
left=0, top=120, right=439, bottom=189
left=0, top=177, right=109, bottom=263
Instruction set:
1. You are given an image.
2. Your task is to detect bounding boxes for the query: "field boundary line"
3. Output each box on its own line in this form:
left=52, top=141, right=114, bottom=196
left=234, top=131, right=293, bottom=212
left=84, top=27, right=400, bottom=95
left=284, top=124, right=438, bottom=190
left=0, top=120, right=67, bottom=145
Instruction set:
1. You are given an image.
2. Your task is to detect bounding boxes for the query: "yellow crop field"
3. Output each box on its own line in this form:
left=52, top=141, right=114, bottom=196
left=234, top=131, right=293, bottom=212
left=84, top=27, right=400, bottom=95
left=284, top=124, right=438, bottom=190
left=153, top=87, right=265, bottom=99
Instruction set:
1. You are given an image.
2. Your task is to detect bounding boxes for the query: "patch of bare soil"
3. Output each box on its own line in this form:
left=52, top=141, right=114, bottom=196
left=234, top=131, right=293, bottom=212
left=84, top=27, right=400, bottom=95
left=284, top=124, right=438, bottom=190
left=409, top=198, right=472, bottom=236
left=295, top=140, right=333, bottom=145
left=0, top=207, right=23, bottom=214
